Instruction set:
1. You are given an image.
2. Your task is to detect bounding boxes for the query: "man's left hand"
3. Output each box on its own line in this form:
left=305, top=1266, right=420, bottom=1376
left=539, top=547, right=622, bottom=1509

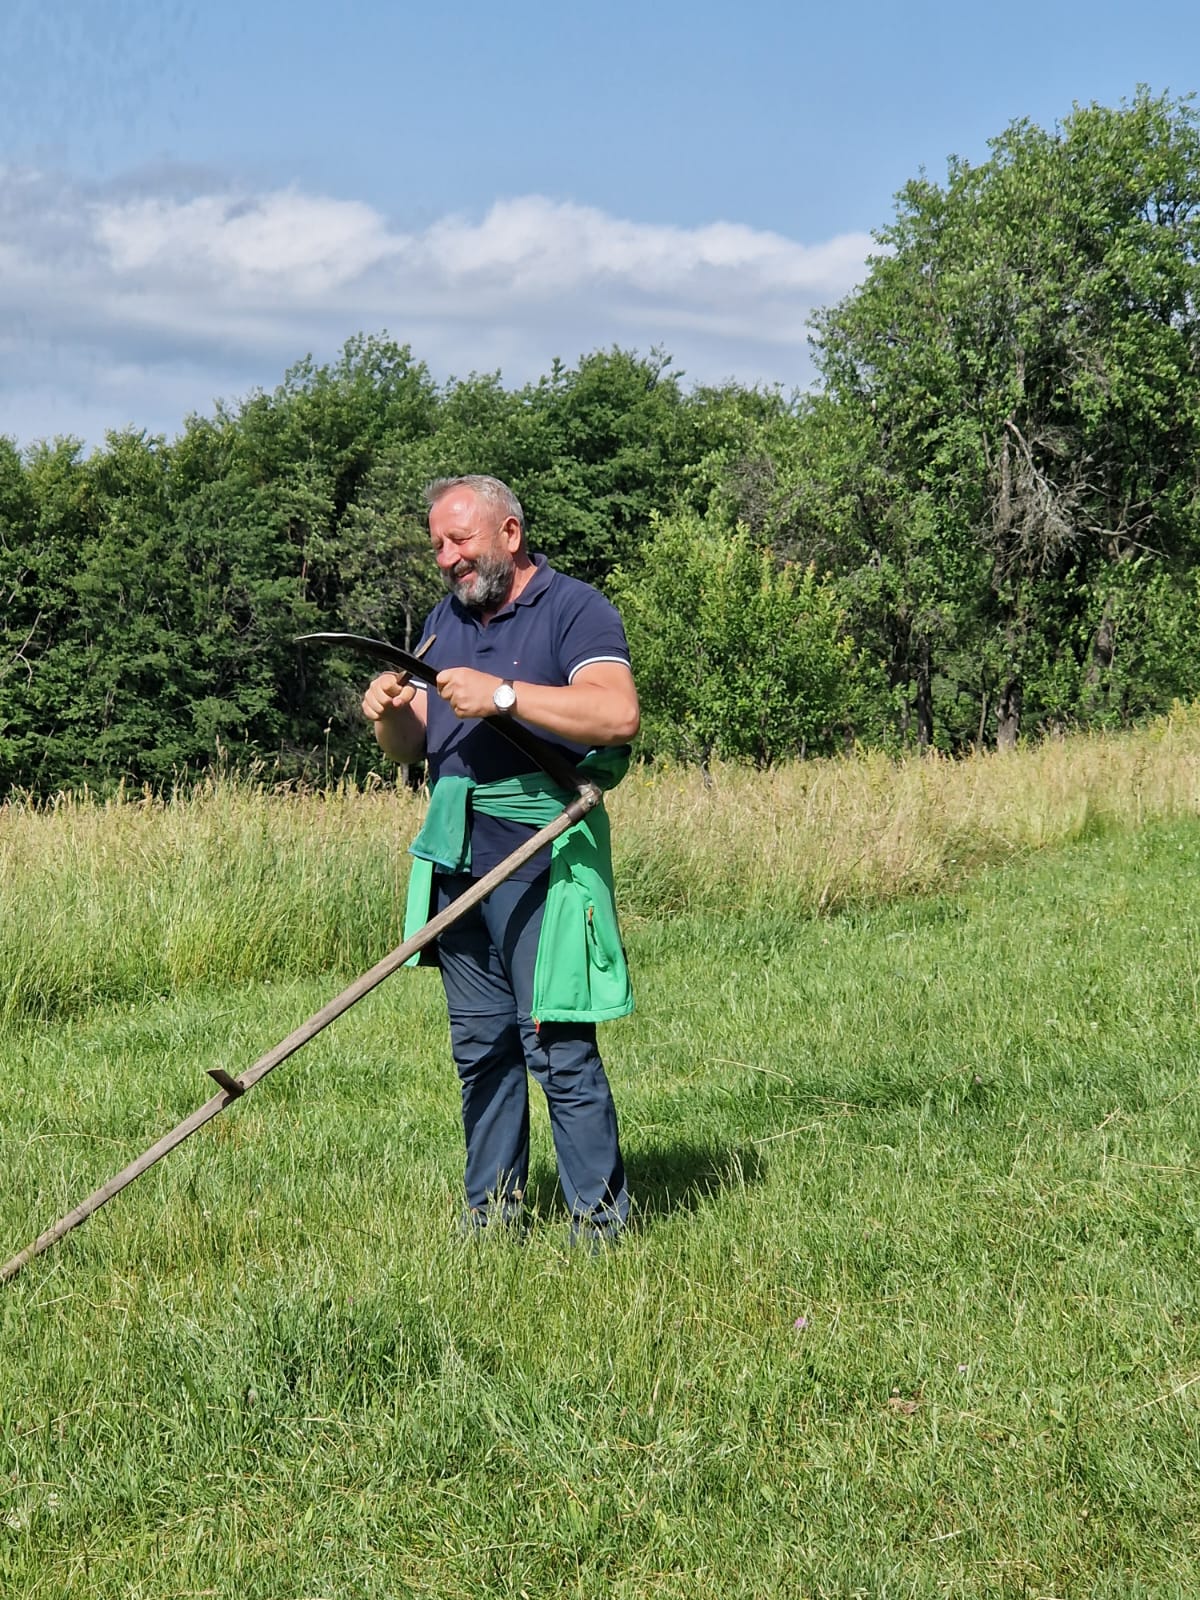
left=435, top=667, right=506, bottom=720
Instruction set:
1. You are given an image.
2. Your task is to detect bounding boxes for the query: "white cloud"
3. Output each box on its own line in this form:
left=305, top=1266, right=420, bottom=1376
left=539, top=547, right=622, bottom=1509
left=95, top=190, right=399, bottom=294
left=0, top=168, right=873, bottom=448
left=420, top=197, right=866, bottom=301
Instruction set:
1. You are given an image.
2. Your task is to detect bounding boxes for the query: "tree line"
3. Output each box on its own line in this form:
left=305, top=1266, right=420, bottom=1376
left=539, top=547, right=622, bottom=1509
left=3, top=88, right=1199, bottom=794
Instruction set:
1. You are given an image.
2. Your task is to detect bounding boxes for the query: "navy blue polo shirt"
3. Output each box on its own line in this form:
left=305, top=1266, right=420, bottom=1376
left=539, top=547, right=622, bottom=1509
left=414, top=554, right=632, bottom=880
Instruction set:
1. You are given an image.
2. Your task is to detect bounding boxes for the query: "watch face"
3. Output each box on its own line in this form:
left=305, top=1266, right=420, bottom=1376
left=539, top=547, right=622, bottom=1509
left=493, top=681, right=517, bottom=712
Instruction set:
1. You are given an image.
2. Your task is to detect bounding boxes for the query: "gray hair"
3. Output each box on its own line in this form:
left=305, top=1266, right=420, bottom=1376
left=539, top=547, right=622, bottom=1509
left=423, top=474, right=525, bottom=537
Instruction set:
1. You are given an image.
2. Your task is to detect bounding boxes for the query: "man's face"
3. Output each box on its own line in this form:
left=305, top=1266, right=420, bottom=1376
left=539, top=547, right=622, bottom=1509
left=429, top=490, right=518, bottom=612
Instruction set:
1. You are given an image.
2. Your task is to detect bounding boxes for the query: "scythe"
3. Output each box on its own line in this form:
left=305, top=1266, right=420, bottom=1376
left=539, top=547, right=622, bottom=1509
left=1, top=633, right=600, bottom=1285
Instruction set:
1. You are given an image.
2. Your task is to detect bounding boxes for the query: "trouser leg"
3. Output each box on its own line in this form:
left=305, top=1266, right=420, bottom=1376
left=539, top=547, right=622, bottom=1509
left=527, top=1024, right=629, bottom=1239
left=481, top=876, right=629, bottom=1239
left=434, top=874, right=530, bottom=1216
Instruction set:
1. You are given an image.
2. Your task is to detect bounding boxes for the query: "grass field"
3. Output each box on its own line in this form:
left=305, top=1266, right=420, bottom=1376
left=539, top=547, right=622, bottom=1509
left=4, top=720, right=1200, bottom=1597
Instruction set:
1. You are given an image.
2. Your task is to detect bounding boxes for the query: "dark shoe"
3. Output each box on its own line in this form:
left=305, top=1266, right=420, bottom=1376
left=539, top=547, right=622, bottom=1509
left=568, top=1208, right=625, bottom=1254
left=459, top=1198, right=529, bottom=1240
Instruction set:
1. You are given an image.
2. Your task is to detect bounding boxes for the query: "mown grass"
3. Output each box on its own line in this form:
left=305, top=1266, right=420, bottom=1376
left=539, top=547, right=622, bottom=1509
left=4, top=722, right=1200, bottom=1595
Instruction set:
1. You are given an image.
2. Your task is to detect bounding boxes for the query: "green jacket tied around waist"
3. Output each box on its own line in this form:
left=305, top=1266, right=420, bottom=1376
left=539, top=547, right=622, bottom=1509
left=401, top=748, right=633, bottom=1025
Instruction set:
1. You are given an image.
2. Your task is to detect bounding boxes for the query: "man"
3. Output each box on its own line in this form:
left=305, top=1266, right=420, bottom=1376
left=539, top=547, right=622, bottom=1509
left=361, top=474, right=639, bottom=1245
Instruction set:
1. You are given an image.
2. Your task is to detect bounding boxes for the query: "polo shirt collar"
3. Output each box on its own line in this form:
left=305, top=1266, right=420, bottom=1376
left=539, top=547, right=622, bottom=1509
left=511, top=552, right=552, bottom=607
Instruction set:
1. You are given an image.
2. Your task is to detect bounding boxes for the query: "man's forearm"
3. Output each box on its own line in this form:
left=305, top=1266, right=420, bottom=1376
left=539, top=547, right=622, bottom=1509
left=373, top=702, right=427, bottom=765
left=432, top=663, right=639, bottom=749
left=501, top=679, right=640, bottom=748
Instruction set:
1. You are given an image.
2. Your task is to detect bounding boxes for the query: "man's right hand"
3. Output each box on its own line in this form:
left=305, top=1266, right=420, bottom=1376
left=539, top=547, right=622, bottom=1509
left=362, top=671, right=427, bottom=764
left=361, top=671, right=417, bottom=722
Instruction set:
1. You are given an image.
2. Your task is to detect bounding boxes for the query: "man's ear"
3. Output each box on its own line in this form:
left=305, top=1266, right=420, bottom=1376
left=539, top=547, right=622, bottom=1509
left=501, top=514, right=523, bottom=552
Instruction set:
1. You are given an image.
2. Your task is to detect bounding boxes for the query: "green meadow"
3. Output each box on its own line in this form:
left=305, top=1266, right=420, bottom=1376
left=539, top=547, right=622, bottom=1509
left=4, top=717, right=1200, bottom=1597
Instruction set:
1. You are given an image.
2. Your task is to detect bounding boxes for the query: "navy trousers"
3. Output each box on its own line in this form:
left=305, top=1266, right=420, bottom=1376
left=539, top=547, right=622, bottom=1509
left=433, top=871, right=629, bottom=1238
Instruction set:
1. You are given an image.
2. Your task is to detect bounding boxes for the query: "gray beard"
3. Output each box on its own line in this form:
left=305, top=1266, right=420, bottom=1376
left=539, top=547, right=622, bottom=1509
left=447, top=550, right=514, bottom=612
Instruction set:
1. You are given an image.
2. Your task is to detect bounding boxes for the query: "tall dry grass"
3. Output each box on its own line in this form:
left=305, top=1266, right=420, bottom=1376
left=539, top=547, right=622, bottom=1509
left=5, top=704, right=1200, bottom=1018
left=609, top=702, right=1200, bottom=917
left=0, top=775, right=420, bottom=1020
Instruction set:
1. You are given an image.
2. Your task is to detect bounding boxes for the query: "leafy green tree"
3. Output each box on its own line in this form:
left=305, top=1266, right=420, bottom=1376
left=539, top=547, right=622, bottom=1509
left=398, top=348, right=727, bottom=588
left=70, top=429, right=186, bottom=780
left=0, top=438, right=99, bottom=791
left=164, top=337, right=441, bottom=777
left=812, top=88, right=1200, bottom=748
left=0, top=436, right=39, bottom=790
left=507, top=348, right=697, bottom=583
left=611, top=510, right=857, bottom=766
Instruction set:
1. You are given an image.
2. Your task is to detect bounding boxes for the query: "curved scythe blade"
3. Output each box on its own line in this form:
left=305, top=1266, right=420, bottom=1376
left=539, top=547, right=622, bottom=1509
left=295, top=631, right=590, bottom=796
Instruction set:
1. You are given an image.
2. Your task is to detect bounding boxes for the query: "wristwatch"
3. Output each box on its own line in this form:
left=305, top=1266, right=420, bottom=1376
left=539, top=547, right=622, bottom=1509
left=492, top=679, right=517, bottom=713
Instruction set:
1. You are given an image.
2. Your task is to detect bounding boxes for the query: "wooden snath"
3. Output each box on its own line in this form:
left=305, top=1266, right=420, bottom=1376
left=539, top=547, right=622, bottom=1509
left=1, top=632, right=601, bottom=1285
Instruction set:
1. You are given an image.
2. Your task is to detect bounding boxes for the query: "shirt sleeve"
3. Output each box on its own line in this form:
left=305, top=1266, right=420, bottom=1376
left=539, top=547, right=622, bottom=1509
left=556, top=579, right=632, bottom=682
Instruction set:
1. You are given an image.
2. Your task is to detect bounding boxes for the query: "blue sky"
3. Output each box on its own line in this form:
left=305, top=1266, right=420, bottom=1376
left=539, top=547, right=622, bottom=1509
left=1, top=0, right=1197, bottom=448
